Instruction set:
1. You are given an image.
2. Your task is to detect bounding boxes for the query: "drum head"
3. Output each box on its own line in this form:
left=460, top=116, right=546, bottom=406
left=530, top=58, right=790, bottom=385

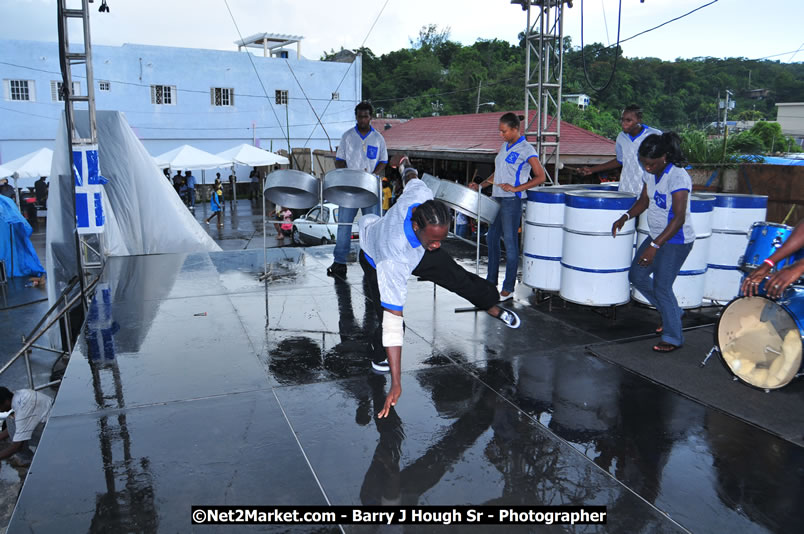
left=717, top=295, right=803, bottom=389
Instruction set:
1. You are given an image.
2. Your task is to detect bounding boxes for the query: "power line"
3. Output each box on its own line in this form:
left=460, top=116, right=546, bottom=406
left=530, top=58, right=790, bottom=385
left=0, top=60, right=346, bottom=103
left=302, top=0, right=391, bottom=148
left=617, top=0, right=719, bottom=47
left=580, top=0, right=622, bottom=93
left=0, top=104, right=59, bottom=121
left=223, top=0, right=300, bottom=162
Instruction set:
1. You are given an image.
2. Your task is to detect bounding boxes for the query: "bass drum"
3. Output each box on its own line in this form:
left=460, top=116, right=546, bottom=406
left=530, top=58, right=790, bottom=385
left=717, top=283, right=804, bottom=390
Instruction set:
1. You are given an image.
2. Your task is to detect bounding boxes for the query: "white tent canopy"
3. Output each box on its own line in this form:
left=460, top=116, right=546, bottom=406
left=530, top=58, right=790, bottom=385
left=216, top=144, right=289, bottom=167
left=154, top=144, right=231, bottom=171
left=1, top=147, right=54, bottom=188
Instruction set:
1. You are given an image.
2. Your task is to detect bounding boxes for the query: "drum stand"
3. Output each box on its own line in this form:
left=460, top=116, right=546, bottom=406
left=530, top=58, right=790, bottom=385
left=699, top=345, right=719, bottom=368
left=454, top=189, right=485, bottom=315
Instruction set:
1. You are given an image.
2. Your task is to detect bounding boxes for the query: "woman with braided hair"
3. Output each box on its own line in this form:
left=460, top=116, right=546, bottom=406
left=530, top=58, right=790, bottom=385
left=358, top=166, right=521, bottom=418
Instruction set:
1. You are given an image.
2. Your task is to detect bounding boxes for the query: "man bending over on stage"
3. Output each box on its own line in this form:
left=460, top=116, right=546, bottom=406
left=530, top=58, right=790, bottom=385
left=359, top=166, right=521, bottom=418
left=0, top=386, right=53, bottom=466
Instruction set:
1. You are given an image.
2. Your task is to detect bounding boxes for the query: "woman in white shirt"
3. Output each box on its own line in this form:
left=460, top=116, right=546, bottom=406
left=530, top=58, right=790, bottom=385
left=611, top=133, right=695, bottom=352
left=471, top=113, right=546, bottom=301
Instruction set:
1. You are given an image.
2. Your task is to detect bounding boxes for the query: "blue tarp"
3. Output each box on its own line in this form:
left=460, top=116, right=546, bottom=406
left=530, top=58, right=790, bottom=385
left=755, top=156, right=804, bottom=166
left=0, top=195, right=45, bottom=278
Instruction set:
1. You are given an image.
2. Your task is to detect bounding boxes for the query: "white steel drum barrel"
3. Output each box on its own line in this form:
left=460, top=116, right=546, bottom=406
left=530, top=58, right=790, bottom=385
left=522, top=187, right=579, bottom=291
left=704, top=193, right=768, bottom=302
left=632, top=193, right=715, bottom=308
left=560, top=191, right=637, bottom=306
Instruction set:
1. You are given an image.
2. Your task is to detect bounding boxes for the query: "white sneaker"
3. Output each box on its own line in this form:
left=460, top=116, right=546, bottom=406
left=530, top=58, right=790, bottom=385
left=371, top=359, right=390, bottom=373
left=497, top=308, right=521, bottom=329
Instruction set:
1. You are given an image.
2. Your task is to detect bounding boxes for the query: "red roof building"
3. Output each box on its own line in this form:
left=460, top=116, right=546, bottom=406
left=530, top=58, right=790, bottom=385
left=380, top=111, right=615, bottom=167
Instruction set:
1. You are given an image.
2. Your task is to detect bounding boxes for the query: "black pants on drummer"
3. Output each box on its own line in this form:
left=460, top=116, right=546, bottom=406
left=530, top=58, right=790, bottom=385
left=359, top=249, right=499, bottom=364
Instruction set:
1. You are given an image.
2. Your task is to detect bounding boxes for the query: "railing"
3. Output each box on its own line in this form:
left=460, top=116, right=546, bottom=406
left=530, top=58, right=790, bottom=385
left=0, top=275, right=99, bottom=391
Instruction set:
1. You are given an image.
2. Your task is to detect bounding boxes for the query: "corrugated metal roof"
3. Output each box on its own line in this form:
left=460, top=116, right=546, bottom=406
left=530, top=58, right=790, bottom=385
left=380, top=111, right=615, bottom=157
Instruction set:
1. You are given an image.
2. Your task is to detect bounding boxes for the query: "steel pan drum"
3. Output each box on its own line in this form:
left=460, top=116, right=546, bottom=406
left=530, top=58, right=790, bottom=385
left=434, top=181, right=500, bottom=224
left=421, top=173, right=442, bottom=196
left=717, top=282, right=804, bottom=389
left=323, top=168, right=380, bottom=209
left=263, top=169, right=320, bottom=209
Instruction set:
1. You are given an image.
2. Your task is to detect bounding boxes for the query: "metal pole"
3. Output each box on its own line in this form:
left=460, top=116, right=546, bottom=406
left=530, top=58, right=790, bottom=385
left=476, top=189, right=481, bottom=276
left=22, top=336, right=34, bottom=389
left=231, top=164, right=237, bottom=205
left=262, top=170, right=267, bottom=276
left=57, top=0, right=88, bottom=311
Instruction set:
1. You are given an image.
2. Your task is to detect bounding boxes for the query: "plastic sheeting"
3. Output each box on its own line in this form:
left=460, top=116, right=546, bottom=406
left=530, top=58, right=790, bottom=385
left=0, top=195, right=45, bottom=278
left=47, top=110, right=221, bottom=305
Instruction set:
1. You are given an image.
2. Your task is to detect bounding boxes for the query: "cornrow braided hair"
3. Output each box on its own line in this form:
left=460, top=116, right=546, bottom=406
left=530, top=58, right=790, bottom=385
left=412, top=200, right=451, bottom=229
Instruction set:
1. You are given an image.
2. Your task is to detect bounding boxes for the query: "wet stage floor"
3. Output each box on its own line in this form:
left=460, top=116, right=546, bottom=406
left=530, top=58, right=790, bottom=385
left=8, top=245, right=803, bottom=533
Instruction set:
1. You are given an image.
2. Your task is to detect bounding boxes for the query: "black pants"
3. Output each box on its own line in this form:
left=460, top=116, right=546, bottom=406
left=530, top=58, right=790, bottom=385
left=359, top=249, right=499, bottom=363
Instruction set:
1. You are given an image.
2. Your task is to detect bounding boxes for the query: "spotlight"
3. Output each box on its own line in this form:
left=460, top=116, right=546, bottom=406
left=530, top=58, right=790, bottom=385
left=98, top=0, right=109, bottom=13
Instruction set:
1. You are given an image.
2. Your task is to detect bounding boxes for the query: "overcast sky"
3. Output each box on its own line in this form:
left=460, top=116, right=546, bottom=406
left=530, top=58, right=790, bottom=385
left=2, top=0, right=802, bottom=63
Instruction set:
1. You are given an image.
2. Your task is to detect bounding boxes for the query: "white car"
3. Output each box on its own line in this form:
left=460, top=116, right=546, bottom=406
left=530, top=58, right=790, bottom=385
left=292, top=203, right=359, bottom=245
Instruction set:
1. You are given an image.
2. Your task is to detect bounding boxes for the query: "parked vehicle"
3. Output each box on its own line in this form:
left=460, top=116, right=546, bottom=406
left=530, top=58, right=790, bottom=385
left=292, top=203, right=359, bottom=245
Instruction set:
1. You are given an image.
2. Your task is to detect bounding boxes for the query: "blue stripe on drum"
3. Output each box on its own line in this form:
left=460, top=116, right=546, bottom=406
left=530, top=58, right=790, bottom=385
left=713, top=194, right=768, bottom=209
left=564, top=192, right=636, bottom=210
left=526, top=189, right=566, bottom=203
left=678, top=268, right=708, bottom=276
left=707, top=263, right=741, bottom=271
left=524, top=253, right=561, bottom=261
left=560, top=262, right=631, bottom=274
left=691, top=199, right=715, bottom=212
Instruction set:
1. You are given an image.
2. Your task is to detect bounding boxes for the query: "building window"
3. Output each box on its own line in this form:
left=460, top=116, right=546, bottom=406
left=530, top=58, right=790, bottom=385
left=4, top=79, right=35, bottom=101
left=150, top=84, right=175, bottom=105
left=331, top=92, right=340, bottom=101
left=98, top=80, right=111, bottom=92
left=278, top=50, right=289, bottom=59
left=211, top=87, right=234, bottom=107
left=275, top=89, right=288, bottom=105
left=50, top=80, right=81, bottom=101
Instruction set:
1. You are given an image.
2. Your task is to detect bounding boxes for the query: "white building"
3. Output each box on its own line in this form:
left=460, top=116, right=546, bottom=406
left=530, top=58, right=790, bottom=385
left=0, top=36, right=362, bottom=177
left=776, top=103, right=804, bottom=147
left=562, top=93, right=591, bottom=110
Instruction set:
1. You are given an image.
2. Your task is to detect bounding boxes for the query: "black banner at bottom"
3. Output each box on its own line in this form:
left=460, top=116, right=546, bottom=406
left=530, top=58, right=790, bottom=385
left=191, top=505, right=607, bottom=525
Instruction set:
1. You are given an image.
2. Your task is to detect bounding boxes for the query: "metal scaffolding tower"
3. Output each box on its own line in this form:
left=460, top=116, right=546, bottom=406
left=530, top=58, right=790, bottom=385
left=518, top=0, right=571, bottom=185
left=57, top=0, right=105, bottom=307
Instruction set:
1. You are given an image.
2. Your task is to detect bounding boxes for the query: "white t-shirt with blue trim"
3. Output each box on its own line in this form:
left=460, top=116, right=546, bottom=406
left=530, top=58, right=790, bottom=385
left=359, top=179, right=433, bottom=311
left=335, top=125, right=388, bottom=172
left=493, top=137, right=538, bottom=199
left=643, top=164, right=695, bottom=245
left=616, top=125, right=662, bottom=196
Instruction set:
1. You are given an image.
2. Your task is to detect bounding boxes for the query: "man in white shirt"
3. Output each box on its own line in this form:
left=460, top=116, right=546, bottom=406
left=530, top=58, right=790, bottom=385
left=579, top=105, right=661, bottom=195
left=327, top=101, right=388, bottom=277
left=0, top=387, right=53, bottom=465
left=359, top=168, right=521, bottom=417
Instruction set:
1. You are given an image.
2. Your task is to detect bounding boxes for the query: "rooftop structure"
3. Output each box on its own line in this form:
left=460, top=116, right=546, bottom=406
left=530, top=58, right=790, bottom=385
left=234, top=32, right=304, bottom=58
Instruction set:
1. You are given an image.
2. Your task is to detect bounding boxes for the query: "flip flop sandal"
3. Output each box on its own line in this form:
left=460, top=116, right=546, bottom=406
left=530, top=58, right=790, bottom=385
left=653, top=341, right=679, bottom=353
left=655, top=325, right=663, bottom=335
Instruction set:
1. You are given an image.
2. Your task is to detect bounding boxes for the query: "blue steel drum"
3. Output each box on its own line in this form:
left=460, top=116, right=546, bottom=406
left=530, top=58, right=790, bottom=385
left=717, top=279, right=804, bottom=389
left=740, top=222, right=793, bottom=272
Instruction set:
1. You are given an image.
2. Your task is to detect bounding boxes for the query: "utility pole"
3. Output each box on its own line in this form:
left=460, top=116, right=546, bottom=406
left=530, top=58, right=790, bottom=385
left=723, top=89, right=733, bottom=135
left=475, top=79, right=482, bottom=114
